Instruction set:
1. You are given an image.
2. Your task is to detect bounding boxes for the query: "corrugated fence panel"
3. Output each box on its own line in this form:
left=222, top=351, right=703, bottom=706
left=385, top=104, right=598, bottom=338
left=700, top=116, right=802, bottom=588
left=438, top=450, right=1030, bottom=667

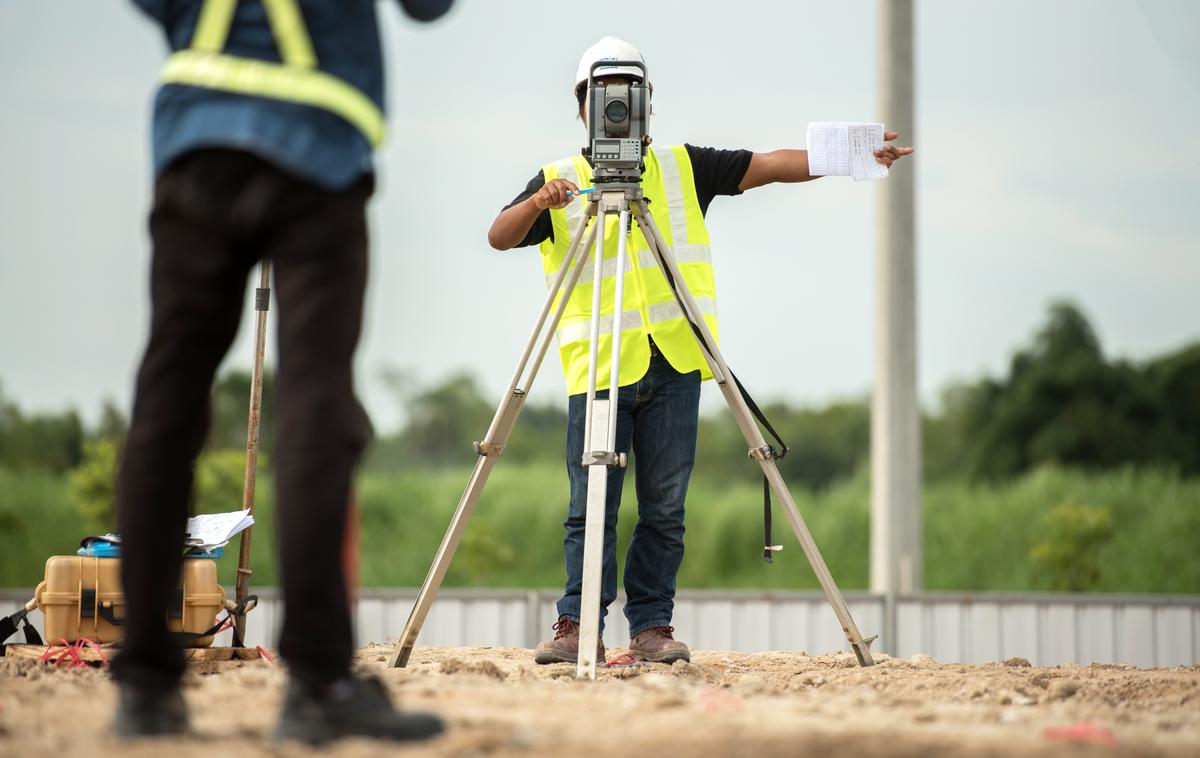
left=731, top=599, right=771, bottom=652
left=895, top=600, right=924, bottom=658
left=3, top=590, right=1196, bottom=667
left=695, top=599, right=735, bottom=651
left=930, top=603, right=963, bottom=662
left=1041, top=604, right=1077, bottom=665
left=669, top=595, right=697, bottom=647
left=999, top=602, right=1040, bottom=663
left=768, top=598, right=809, bottom=652
left=810, top=603, right=848, bottom=655
left=356, top=597, right=387, bottom=646
left=1078, top=604, right=1115, bottom=664
left=538, top=596, right=559, bottom=644
left=463, top=598, right=525, bottom=647
left=460, top=599, right=498, bottom=647
left=1154, top=607, right=1193, bottom=668
left=1118, top=605, right=1157, bottom=668
left=1194, top=607, right=1200, bottom=665
left=967, top=603, right=1002, bottom=664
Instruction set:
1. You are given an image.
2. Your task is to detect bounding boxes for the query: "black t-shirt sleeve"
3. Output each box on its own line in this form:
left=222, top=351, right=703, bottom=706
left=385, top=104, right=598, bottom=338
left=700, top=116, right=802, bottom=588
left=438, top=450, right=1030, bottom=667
left=501, top=172, right=553, bottom=247
left=683, top=144, right=753, bottom=216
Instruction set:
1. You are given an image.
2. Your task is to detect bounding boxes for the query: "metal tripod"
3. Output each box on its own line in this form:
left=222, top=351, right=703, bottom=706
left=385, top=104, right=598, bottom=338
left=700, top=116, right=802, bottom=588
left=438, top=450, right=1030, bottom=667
left=386, top=184, right=876, bottom=677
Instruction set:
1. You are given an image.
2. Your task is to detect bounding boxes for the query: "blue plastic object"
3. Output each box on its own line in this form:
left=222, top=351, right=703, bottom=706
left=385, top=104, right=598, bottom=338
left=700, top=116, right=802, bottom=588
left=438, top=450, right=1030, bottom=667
left=77, top=541, right=122, bottom=558
left=75, top=543, right=224, bottom=558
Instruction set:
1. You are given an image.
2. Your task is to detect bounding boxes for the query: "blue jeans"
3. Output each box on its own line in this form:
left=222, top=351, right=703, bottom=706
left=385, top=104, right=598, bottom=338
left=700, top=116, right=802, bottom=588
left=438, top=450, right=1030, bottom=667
left=556, top=346, right=701, bottom=637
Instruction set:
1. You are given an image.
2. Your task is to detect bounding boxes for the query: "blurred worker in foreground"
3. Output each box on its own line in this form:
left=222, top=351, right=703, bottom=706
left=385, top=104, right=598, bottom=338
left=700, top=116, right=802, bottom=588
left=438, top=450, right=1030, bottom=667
left=488, top=37, right=911, bottom=665
left=114, top=0, right=452, bottom=744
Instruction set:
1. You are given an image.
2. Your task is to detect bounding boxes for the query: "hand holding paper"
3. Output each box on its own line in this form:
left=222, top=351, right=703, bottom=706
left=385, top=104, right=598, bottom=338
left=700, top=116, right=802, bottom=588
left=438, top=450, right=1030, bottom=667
left=806, top=122, right=911, bottom=180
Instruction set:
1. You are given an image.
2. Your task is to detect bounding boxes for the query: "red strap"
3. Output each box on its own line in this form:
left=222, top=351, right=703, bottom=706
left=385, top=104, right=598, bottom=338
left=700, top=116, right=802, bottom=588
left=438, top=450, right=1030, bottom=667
left=605, top=652, right=637, bottom=667
left=75, top=638, right=110, bottom=668
left=37, top=639, right=71, bottom=662
left=39, top=639, right=79, bottom=668
left=37, top=638, right=108, bottom=669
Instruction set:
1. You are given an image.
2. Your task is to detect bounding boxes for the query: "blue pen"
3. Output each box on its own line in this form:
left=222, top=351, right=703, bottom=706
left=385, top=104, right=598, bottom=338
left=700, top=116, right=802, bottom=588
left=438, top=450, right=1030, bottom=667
left=568, top=187, right=595, bottom=197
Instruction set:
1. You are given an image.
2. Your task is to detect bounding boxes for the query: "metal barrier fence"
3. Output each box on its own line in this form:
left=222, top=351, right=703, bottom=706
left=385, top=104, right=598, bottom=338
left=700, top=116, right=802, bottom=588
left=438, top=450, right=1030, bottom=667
left=3, top=588, right=1197, bottom=667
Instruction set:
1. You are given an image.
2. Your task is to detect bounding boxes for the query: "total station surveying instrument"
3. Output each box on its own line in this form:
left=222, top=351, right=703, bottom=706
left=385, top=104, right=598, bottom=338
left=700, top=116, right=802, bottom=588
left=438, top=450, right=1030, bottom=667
left=386, top=61, right=876, bottom=677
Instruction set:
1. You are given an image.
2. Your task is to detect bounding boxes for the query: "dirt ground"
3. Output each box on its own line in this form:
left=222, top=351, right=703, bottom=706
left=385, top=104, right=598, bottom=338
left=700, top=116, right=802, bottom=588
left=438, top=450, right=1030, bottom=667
left=1, top=644, right=1197, bottom=757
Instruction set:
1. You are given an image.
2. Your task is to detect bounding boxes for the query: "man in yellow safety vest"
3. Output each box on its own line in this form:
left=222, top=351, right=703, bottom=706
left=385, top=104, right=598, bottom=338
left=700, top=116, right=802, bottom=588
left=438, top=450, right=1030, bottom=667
left=488, top=37, right=911, bottom=665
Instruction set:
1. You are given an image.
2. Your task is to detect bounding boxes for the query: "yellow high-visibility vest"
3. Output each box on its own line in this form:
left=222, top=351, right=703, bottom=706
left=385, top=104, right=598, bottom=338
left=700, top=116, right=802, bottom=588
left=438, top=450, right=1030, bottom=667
left=160, top=0, right=386, bottom=148
left=541, top=146, right=719, bottom=396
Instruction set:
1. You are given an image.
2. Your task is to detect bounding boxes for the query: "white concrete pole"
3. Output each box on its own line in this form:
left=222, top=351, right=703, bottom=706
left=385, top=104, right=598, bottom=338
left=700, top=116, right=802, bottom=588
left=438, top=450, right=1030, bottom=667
left=871, top=0, right=921, bottom=595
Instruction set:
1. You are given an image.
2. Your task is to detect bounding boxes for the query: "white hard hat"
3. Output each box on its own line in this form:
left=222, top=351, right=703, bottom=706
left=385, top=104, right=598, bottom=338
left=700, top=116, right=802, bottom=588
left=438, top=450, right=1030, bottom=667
left=575, top=36, right=649, bottom=92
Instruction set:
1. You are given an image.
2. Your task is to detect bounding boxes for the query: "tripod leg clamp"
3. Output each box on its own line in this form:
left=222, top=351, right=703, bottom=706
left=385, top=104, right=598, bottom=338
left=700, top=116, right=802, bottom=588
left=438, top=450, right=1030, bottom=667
left=474, top=441, right=505, bottom=457
left=581, top=451, right=626, bottom=467
left=748, top=445, right=780, bottom=461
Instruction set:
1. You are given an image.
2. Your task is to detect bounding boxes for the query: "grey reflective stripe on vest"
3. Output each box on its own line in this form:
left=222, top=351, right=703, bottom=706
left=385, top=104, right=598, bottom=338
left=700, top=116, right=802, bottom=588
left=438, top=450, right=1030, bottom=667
left=557, top=158, right=587, bottom=230
left=545, top=158, right=589, bottom=288
left=654, top=147, right=690, bottom=247
left=546, top=244, right=711, bottom=289
left=556, top=309, right=644, bottom=346
left=636, top=244, right=711, bottom=271
left=646, top=295, right=718, bottom=325
left=545, top=254, right=624, bottom=289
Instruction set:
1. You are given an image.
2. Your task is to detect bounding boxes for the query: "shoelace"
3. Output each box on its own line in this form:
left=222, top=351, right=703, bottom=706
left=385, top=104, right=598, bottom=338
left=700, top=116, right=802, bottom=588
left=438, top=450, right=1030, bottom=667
left=552, top=618, right=579, bottom=640
left=643, top=625, right=675, bottom=639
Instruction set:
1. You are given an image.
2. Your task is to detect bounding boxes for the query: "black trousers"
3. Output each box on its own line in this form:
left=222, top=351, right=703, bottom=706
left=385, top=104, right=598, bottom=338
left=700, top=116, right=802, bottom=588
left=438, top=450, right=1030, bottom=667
left=112, top=150, right=373, bottom=690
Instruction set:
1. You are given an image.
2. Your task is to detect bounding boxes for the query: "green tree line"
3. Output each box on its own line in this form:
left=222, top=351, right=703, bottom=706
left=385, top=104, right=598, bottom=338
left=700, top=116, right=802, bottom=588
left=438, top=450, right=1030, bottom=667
left=2, top=301, right=1198, bottom=593
left=3, top=301, right=1199, bottom=488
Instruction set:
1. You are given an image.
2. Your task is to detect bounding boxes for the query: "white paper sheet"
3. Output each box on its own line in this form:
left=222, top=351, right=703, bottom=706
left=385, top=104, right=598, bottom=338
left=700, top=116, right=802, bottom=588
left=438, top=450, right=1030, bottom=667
left=848, top=123, right=889, bottom=181
left=806, top=121, right=889, bottom=181
left=184, top=509, right=255, bottom=549
left=806, top=121, right=850, bottom=177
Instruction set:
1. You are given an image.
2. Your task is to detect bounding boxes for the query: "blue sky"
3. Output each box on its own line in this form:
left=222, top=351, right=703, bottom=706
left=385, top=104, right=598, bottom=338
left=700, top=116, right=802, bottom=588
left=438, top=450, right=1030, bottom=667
left=1, top=0, right=1197, bottom=431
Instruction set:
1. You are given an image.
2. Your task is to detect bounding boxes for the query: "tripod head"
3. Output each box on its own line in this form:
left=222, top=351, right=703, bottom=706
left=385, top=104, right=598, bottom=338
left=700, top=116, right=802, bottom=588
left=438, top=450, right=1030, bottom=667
left=581, top=59, right=650, bottom=185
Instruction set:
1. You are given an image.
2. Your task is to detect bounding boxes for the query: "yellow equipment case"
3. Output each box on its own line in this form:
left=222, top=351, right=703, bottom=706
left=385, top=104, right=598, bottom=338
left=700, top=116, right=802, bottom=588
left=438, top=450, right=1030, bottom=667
left=34, top=556, right=226, bottom=647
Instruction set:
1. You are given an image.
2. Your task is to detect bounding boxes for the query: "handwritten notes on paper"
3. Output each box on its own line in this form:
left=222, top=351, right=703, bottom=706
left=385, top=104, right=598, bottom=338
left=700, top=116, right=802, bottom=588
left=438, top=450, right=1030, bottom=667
left=806, top=122, right=889, bottom=181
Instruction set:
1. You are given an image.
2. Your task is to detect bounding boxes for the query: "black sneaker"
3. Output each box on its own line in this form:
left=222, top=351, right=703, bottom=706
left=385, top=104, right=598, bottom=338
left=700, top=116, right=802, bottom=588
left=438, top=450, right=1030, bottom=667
left=112, top=684, right=190, bottom=738
left=274, top=674, right=444, bottom=745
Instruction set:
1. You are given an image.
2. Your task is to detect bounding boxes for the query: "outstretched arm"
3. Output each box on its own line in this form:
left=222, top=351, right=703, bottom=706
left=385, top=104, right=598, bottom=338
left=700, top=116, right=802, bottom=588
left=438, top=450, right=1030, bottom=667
left=737, top=131, right=913, bottom=191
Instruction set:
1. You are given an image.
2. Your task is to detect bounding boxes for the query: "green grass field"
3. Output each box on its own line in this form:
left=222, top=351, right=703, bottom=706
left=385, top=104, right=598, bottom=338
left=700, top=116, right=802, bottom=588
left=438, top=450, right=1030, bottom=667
left=1, top=464, right=1197, bottom=594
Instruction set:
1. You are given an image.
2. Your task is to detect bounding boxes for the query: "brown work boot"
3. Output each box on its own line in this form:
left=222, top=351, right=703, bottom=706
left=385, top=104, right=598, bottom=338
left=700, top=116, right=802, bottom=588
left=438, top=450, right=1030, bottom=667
left=630, top=625, right=690, bottom=663
left=533, top=617, right=606, bottom=664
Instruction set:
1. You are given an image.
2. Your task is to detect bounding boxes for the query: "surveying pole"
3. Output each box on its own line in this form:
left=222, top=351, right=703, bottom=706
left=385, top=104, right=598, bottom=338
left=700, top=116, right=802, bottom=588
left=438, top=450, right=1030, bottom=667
left=234, top=261, right=271, bottom=646
left=871, top=0, right=921, bottom=612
